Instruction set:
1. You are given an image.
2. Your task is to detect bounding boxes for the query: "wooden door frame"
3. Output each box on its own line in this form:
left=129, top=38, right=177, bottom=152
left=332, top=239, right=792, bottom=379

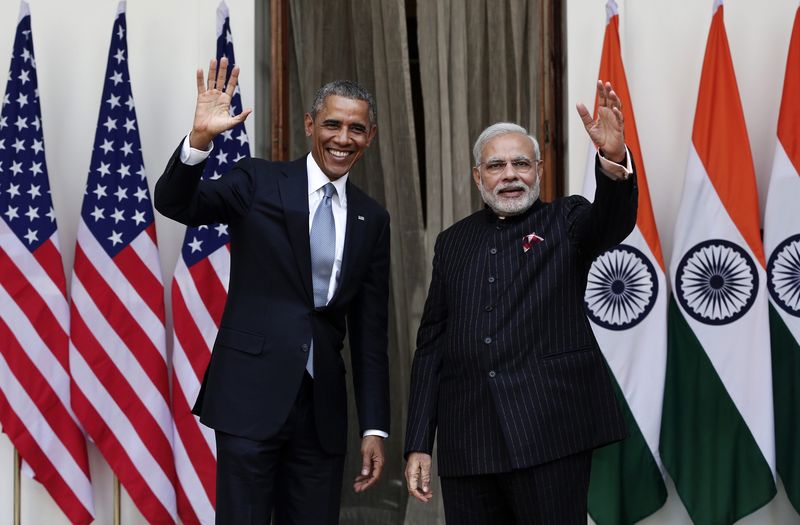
left=540, top=0, right=566, bottom=201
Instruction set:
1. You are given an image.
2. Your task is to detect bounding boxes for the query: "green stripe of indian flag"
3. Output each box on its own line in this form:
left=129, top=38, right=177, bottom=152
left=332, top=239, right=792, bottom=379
left=663, top=297, right=775, bottom=524
left=764, top=135, right=800, bottom=514
left=670, top=143, right=775, bottom=474
left=663, top=143, right=776, bottom=524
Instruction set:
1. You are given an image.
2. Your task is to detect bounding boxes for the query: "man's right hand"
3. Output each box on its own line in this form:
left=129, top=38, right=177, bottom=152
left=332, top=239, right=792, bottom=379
left=190, top=57, right=252, bottom=150
left=405, top=452, right=434, bottom=503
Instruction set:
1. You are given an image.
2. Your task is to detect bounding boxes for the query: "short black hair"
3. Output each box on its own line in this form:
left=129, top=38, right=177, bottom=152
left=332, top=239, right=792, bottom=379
left=309, top=80, right=377, bottom=124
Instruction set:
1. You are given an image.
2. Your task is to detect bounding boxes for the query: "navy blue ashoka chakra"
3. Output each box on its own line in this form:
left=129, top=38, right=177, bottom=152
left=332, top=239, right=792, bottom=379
left=767, top=233, right=800, bottom=318
left=675, top=239, right=758, bottom=325
left=585, top=244, right=659, bottom=330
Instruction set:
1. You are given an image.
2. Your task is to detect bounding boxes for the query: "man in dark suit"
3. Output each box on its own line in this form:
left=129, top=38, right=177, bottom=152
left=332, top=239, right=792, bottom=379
left=155, top=58, right=390, bottom=524
left=403, top=81, right=637, bottom=524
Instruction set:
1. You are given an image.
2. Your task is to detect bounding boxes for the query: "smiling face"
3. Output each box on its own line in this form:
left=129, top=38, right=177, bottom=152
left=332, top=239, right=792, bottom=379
left=472, top=132, right=542, bottom=217
left=304, top=95, right=377, bottom=180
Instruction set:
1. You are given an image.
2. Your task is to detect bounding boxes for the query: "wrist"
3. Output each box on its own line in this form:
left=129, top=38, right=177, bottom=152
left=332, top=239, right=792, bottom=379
left=189, top=130, right=213, bottom=150
left=601, top=148, right=626, bottom=164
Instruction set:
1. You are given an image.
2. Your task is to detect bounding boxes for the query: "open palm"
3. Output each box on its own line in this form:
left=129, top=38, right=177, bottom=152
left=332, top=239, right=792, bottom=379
left=576, top=80, right=625, bottom=162
left=190, top=57, right=251, bottom=149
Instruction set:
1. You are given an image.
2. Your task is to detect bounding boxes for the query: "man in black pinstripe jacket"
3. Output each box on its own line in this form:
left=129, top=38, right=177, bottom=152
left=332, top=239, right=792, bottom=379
left=404, top=81, right=638, bottom=524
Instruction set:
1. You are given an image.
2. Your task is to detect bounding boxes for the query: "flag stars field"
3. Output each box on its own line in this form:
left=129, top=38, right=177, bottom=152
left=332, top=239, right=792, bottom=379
left=106, top=94, right=120, bottom=109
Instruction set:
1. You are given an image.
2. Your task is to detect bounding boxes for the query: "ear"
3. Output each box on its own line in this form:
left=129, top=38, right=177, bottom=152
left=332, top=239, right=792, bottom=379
left=304, top=113, right=313, bottom=136
left=365, top=124, right=378, bottom=147
left=472, top=166, right=482, bottom=188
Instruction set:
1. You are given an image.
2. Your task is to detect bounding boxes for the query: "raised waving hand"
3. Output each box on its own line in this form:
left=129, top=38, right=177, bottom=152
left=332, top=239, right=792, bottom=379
left=190, top=56, right=252, bottom=149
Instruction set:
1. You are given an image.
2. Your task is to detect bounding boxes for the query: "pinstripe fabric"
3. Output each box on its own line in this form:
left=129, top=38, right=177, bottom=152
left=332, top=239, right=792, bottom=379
left=440, top=450, right=592, bottom=525
left=405, top=157, right=637, bottom=477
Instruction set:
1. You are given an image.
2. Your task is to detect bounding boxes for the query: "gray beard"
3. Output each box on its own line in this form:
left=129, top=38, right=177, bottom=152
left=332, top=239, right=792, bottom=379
left=479, top=176, right=540, bottom=217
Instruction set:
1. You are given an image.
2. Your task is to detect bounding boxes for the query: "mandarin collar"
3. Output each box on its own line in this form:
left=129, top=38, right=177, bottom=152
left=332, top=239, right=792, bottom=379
left=483, top=199, right=542, bottom=225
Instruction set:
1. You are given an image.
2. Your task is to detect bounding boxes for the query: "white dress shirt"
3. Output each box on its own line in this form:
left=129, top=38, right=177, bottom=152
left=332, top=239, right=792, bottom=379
left=306, top=154, right=347, bottom=302
left=596, top=147, right=633, bottom=180
left=180, top=134, right=387, bottom=438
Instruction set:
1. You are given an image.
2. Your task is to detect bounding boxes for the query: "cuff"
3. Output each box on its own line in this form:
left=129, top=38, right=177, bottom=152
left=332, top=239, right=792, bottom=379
left=180, top=132, right=214, bottom=166
left=363, top=429, right=388, bottom=438
left=597, top=146, right=633, bottom=181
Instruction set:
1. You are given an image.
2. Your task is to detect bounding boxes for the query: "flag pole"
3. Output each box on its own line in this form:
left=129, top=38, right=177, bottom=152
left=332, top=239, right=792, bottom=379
left=13, top=448, right=20, bottom=525
left=113, top=475, right=121, bottom=525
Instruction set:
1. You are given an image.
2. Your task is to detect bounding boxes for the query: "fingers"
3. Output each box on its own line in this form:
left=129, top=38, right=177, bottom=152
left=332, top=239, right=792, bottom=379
left=405, top=455, right=433, bottom=503
left=361, top=449, right=372, bottom=479
left=612, top=106, right=624, bottom=126
left=225, top=65, right=241, bottom=97
left=196, top=68, right=205, bottom=95
left=353, top=438, right=385, bottom=493
left=420, top=461, right=431, bottom=495
left=597, top=80, right=622, bottom=112
left=606, top=88, right=621, bottom=110
left=597, top=79, right=607, bottom=109
left=206, top=58, right=217, bottom=91
left=371, top=451, right=385, bottom=482
left=233, top=108, right=253, bottom=124
left=575, top=102, right=592, bottom=126
left=215, top=56, right=229, bottom=92
left=201, top=57, right=240, bottom=95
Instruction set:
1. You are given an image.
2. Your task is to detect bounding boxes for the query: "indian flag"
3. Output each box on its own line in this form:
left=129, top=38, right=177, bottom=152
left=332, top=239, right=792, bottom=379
left=764, top=6, right=800, bottom=515
left=660, top=2, right=776, bottom=523
left=581, top=2, right=667, bottom=524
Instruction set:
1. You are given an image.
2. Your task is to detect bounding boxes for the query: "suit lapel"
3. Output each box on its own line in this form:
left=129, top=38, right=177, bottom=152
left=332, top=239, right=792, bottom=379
left=277, top=158, right=314, bottom=304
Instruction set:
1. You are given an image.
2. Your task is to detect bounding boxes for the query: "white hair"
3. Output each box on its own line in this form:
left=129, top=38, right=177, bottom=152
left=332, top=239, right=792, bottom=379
left=472, top=122, right=541, bottom=165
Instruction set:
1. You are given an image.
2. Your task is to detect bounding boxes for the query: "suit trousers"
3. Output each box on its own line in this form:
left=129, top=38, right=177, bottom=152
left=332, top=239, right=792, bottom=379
left=439, top=450, right=593, bottom=525
left=214, top=373, right=345, bottom=525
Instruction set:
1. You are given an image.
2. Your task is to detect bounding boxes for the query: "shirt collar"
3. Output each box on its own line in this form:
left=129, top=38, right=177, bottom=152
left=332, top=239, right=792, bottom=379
left=306, top=153, right=348, bottom=206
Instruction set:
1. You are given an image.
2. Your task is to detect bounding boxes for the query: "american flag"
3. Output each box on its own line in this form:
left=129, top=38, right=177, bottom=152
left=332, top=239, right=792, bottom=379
left=171, top=3, right=250, bottom=522
left=0, top=3, right=94, bottom=523
left=68, top=2, right=177, bottom=523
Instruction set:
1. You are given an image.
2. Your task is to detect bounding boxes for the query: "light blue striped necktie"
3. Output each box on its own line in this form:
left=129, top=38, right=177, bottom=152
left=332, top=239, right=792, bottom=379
left=307, top=182, right=336, bottom=376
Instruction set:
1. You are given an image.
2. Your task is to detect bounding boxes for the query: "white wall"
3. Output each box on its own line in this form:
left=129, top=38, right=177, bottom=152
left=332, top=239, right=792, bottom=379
left=568, top=0, right=800, bottom=523
left=0, top=0, right=254, bottom=523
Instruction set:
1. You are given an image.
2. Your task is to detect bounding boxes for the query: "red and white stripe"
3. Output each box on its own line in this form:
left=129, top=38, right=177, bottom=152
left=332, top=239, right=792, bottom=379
left=172, top=246, right=229, bottom=524
left=70, top=221, right=178, bottom=524
left=0, top=219, right=94, bottom=524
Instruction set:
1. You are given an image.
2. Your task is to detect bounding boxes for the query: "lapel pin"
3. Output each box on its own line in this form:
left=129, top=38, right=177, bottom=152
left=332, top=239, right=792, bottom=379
left=357, top=215, right=365, bottom=221
left=522, top=232, right=544, bottom=253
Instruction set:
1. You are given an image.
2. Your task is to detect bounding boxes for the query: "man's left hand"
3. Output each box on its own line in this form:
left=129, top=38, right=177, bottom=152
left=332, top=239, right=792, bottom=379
left=353, top=435, right=385, bottom=493
left=576, top=80, right=626, bottom=163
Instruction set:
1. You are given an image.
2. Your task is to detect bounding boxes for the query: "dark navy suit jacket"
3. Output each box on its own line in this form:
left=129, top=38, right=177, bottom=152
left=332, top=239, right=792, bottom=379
left=405, top=156, right=637, bottom=476
left=155, top=144, right=390, bottom=454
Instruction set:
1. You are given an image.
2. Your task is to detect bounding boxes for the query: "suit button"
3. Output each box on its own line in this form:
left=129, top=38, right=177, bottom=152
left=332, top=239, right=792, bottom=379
left=484, top=305, right=493, bottom=312
left=484, top=336, right=492, bottom=344
left=490, top=248, right=497, bottom=254
left=495, top=225, right=503, bottom=231
left=301, top=344, right=309, bottom=353
left=488, top=276, right=496, bottom=283
left=488, top=370, right=496, bottom=378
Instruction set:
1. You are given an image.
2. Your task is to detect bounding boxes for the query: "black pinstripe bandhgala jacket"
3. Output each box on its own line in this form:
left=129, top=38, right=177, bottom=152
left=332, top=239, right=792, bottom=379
left=405, top=156, right=638, bottom=477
